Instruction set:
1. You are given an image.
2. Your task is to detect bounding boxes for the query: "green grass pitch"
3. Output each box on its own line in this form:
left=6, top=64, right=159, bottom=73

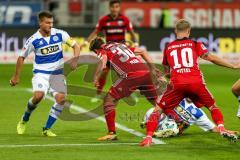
left=0, top=64, right=239, bottom=160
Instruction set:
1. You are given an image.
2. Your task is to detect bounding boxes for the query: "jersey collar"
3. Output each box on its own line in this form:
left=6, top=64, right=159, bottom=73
left=176, top=37, right=190, bottom=41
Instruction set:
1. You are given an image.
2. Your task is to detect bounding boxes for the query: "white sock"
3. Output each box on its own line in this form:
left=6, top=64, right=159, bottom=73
left=49, top=103, right=64, bottom=119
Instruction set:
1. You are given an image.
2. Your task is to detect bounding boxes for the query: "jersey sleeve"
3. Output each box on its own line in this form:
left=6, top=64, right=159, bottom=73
left=18, top=36, right=34, bottom=58
left=125, top=17, right=133, bottom=32
left=162, top=47, right=168, bottom=66
left=96, top=49, right=108, bottom=59
left=95, top=17, right=104, bottom=32
left=58, top=29, right=76, bottom=47
left=196, top=42, right=208, bottom=57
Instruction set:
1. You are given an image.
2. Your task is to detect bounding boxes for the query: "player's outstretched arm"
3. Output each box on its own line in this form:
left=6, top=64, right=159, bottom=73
left=129, top=30, right=138, bottom=47
left=134, top=48, right=156, bottom=70
left=201, top=53, right=235, bottom=69
left=93, top=55, right=107, bottom=87
left=70, top=43, right=81, bottom=70
left=10, top=56, right=25, bottom=86
left=134, top=48, right=166, bottom=85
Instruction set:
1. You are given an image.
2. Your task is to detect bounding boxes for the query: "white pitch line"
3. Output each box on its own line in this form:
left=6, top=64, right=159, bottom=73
left=3, top=88, right=164, bottom=145
left=0, top=143, right=139, bottom=148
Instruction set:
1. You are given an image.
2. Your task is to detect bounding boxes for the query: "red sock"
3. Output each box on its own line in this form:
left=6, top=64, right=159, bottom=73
left=210, top=107, right=224, bottom=125
left=104, top=104, right=116, bottom=133
left=146, top=111, right=160, bottom=137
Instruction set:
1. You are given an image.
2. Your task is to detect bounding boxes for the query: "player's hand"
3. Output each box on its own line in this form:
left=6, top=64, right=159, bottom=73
left=10, top=75, right=19, bottom=86
left=79, top=41, right=89, bottom=50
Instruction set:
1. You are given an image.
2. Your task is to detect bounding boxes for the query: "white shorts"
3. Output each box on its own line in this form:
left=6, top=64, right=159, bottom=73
left=193, top=114, right=216, bottom=131
left=32, top=73, right=67, bottom=96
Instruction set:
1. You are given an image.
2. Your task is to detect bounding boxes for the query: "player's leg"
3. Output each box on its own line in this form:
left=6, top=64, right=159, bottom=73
left=22, top=91, right=44, bottom=122
left=140, top=104, right=163, bottom=147
left=17, top=91, right=45, bottom=135
left=97, top=93, right=118, bottom=141
left=17, top=74, right=48, bottom=134
left=42, top=74, right=67, bottom=137
left=231, top=79, right=240, bottom=117
left=191, top=84, right=238, bottom=141
left=42, top=92, right=65, bottom=137
left=190, top=84, right=224, bottom=127
left=140, top=84, right=184, bottom=147
left=98, top=77, right=136, bottom=140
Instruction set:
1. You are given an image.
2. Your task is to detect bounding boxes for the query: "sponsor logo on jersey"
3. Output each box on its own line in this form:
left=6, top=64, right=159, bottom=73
left=39, top=40, right=44, bottom=46
left=41, top=45, right=59, bottom=55
left=118, top=20, right=123, bottom=26
left=53, top=35, right=59, bottom=42
left=174, top=105, right=192, bottom=121
left=107, top=29, right=124, bottom=33
left=38, top=83, right=43, bottom=88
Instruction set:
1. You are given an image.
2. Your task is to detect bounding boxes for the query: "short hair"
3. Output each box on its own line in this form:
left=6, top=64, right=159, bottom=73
left=109, top=0, right=121, bottom=6
left=175, top=19, right=191, bottom=32
left=89, top=37, right=105, bottom=51
left=38, top=11, right=53, bottom=21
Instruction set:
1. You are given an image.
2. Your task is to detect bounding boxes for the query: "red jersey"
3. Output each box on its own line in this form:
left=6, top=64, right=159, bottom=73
left=96, top=14, right=133, bottom=42
left=97, top=43, right=149, bottom=78
left=162, top=38, right=208, bottom=84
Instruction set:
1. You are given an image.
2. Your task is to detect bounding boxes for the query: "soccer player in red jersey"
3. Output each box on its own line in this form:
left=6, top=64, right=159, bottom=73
left=80, top=0, right=138, bottom=103
left=140, top=19, right=239, bottom=147
left=89, top=37, right=159, bottom=140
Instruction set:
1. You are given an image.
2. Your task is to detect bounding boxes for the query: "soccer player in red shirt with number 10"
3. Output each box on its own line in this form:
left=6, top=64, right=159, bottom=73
left=140, top=19, right=240, bottom=147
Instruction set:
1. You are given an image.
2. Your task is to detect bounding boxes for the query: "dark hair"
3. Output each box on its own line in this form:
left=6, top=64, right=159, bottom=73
left=109, top=0, right=121, bottom=6
left=38, top=11, right=53, bottom=21
left=89, top=37, right=105, bottom=51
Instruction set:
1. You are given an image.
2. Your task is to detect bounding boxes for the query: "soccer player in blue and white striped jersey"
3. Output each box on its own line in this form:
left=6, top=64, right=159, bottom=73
left=10, top=11, right=80, bottom=136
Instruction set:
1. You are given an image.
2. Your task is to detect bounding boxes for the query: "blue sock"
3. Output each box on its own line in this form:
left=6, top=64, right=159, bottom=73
left=22, top=100, right=37, bottom=122
left=44, top=115, right=57, bottom=129
left=44, top=103, right=63, bottom=129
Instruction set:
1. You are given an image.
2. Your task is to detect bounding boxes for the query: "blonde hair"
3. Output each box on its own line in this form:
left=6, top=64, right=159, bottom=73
left=175, top=19, right=191, bottom=32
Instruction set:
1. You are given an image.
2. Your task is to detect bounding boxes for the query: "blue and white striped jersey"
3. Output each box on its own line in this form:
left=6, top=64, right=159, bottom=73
left=19, top=28, right=76, bottom=75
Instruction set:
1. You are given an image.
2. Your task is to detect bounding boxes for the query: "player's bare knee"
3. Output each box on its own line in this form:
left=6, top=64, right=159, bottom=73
left=232, top=85, right=240, bottom=95
left=208, top=103, right=218, bottom=111
left=32, top=92, right=44, bottom=104
left=55, top=94, right=66, bottom=105
left=104, top=93, right=115, bottom=104
left=103, top=94, right=116, bottom=113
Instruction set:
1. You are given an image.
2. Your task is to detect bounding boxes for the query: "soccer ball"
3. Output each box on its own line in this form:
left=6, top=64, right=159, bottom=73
left=154, top=119, right=179, bottom=138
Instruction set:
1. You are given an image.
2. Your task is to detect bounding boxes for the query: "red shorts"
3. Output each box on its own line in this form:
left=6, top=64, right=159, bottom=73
left=157, top=83, right=215, bottom=110
left=108, top=72, right=157, bottom=101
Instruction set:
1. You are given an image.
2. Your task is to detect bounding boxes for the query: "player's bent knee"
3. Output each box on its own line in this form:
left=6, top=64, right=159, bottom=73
left=55, top=93, right=66, bottom=105
left=208, top=103, right=218, bottom=111
left=104, top=93, right=115, bottom=104
left=103, top=94, right=116, bottom=113
left=32, top=91, right=45, bottom=104
left=232, top=85, right=240, bottom=95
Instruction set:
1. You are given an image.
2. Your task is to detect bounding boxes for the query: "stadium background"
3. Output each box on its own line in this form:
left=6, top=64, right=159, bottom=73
left=0, top=0, right=240, bottom=160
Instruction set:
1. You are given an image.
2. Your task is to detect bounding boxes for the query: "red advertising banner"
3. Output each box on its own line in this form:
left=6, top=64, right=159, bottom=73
left=121, top=2, right=240, bottom=28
